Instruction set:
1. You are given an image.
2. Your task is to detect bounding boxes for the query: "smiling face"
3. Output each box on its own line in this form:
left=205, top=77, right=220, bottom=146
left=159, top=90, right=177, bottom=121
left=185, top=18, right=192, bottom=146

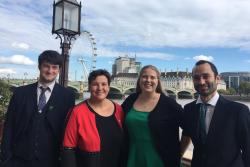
left=138, top=68, right=159, bottom=93
left=192, top=63, right=220, bottom=99
left=39, top=62, right=60, bottom=84
left=89, top=75, right=110, bottom=101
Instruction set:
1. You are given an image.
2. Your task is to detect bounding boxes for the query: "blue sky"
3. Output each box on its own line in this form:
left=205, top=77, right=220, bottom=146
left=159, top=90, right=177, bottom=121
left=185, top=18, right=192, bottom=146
left=0, top=0, right=250, bottom=80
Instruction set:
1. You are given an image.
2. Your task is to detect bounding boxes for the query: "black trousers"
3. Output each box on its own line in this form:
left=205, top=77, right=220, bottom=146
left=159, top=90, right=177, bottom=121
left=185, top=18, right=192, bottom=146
left=3, top=157, right=60, bottom=167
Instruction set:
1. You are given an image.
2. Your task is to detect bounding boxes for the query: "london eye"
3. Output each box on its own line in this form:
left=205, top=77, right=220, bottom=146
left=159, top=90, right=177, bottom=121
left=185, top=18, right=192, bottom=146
left=70, top=30, right=97, bottom=82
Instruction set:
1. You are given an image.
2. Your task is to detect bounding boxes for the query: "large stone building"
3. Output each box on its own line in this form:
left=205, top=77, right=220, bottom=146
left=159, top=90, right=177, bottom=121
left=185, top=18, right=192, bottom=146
left=112, top=55, right=141, bottom=75
left=112, top=70, right=226, bottom=93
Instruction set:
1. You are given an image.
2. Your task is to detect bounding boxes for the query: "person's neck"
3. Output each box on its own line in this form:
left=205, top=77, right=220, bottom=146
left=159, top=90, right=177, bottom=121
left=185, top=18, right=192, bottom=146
left=200, top=91, right=216, bottom=103
left=139, top=91, right=159, bottom=101
left=39, top=80, right=55, bottom=87
left=88, top=98, right=107, bottom=107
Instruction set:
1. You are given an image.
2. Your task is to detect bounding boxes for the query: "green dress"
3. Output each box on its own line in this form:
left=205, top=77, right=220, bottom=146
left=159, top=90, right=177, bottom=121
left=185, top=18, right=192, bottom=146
left=125, top=108, right=164, bottom=167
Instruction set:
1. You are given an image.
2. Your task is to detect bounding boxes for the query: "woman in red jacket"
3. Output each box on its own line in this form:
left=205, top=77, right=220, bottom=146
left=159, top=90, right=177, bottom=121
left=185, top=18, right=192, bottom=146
left=62, top=69, right=124, bottom=167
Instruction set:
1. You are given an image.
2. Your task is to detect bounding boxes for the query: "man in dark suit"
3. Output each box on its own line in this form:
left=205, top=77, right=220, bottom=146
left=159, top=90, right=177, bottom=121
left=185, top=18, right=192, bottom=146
left=181, top=60, right=250, bottom=167
left=1, top=50, right=75, bottom=167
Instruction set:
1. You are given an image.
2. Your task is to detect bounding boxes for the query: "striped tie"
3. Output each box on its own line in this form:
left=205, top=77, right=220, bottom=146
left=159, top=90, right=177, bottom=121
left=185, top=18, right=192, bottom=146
left=38, top=87, right=47, bottom=112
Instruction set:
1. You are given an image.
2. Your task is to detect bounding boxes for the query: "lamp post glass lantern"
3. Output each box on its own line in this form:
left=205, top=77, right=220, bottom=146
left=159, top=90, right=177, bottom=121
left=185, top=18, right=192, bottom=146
left=52, top=0, right=81, bottom=87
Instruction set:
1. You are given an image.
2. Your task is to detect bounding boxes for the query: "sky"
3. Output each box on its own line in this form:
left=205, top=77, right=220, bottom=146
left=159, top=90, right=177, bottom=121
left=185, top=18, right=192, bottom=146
left=0, top=0, right=250, bottom=81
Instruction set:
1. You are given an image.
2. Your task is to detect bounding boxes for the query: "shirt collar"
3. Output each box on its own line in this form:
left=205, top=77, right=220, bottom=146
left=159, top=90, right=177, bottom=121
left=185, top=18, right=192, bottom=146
left=196, top=92, right=219, bottom=107
left=38, top=80, right=56, bottom=92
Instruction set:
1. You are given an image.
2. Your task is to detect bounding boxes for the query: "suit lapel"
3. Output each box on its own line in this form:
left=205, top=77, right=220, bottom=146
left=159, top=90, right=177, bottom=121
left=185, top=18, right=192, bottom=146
left=193, top=103, right=202, bottom=144
left=44, top=84, right=63, bottom=141
left=16, top=83, right=38, bottom=138
left=45, top=84, right=61, bottom=120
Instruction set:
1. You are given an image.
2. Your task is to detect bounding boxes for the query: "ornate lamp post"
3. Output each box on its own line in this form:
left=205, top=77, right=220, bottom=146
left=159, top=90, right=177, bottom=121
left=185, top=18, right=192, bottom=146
left=52, top=0, right=81, bottom=87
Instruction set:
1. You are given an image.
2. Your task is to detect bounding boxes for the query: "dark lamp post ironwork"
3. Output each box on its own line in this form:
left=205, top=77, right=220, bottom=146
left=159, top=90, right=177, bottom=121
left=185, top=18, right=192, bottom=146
left=52, top=0, right=81, bottom=87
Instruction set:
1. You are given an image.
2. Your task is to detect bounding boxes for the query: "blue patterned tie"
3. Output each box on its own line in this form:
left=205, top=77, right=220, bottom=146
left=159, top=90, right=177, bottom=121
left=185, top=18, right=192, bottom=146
left=38, top=87, right=47, bottom=112
left=199, top=103, right=208, bottom=144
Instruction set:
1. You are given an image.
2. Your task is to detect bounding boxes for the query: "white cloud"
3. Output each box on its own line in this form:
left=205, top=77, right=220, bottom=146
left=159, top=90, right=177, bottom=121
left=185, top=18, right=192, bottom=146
left=136, top=52, right=175, bottom=61
left=1, top=0, right=250, bottom=53
left=11, top=42, right=30, bottom=50
left=0, top=3, right=59, bottom=52
left=0, top=68, right=16, bottom=74
left=193, top=55, right=214, bottom=62
left=1, top=0, right=250, bottom=78
left=70, top=39, right=175, bottom=60
left=0, top=55, right=36, bottom=65
left=82, top=0, right=250, bottom=48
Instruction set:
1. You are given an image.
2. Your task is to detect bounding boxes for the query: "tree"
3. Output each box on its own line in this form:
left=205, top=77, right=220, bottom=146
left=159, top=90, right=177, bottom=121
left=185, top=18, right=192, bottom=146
left=218, top=89, right=228, bottom=95
left=218, top=88, right=236, bottom=95
left=239, top=82, right=250, bottom=96
left=0, top=80, right=12, bottom=120
left=228, top=87, right=237, bottom=95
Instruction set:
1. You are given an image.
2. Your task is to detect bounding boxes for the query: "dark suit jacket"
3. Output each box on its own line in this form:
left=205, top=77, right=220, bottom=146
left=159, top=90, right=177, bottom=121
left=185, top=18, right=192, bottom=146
left=1, top=82, right=75, bottom=165
left=182, top=95, right=250, bottom=167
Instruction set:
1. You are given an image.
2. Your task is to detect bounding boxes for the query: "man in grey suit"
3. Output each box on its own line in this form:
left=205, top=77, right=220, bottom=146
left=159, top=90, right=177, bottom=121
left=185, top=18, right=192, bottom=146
left=1, top=50, right=75, bottom=167
left=181, top=60, right=250, bottom=167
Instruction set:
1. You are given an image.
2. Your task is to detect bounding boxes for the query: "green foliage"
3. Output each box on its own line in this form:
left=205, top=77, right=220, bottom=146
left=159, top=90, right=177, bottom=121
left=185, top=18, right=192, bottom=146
left=218, top=88, right=237, bottom=95
left=218, top=89, right=228, bottom=94
left=239, top=82, right=250, bottom=96
left=0, top=80, right=12, bottom=120
left=228, top=87, right=237, bottom=95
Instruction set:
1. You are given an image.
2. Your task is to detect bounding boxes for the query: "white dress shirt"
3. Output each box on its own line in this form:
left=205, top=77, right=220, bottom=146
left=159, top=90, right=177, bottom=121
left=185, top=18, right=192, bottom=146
left=196, top=92, right=219, bottom=134
left=37, top=81, right=55, bottom=112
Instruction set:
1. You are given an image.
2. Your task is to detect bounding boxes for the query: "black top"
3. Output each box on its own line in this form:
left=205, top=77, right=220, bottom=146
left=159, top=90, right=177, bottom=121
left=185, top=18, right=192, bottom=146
left=88, top=103, right=123, bottom=167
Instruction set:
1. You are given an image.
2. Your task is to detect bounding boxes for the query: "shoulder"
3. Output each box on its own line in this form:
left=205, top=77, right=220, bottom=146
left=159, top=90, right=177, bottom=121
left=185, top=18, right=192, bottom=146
left=159, top=93, right=183, bottom=109
left=54, top=83, right=68, bottom=92
left=112, top=101, right=124, bottom=119
left=121, top=93, right=138, bottom=114
left=124, top=93, right=138, bottom=102
left=55, top=83, right=75, bottom=95
left=13, top=82, right=36, bottom=94
left=73, top=100, right=87, bottom=111
left=159, top=93, right=176, bottom=103
left=184, top=100, right=197, bottom=109
left=69, top=101, right=89, bottom=118
left=219, top=96, right=249, bottom=113
left=113, top=101, right=122, bottom=110
left=217, top=96, right=247, bottom=108
left=183, top=100, right=197, bottom=115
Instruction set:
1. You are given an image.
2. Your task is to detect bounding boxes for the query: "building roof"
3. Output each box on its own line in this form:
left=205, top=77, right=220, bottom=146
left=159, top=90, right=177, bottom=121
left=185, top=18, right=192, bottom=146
left=112, top=73, right=138, bottom=78
left=161, top=72, right=192, bottom=78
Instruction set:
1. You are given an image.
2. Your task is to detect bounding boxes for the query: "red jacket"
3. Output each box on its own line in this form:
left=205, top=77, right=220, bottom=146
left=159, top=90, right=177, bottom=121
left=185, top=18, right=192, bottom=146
left=62, top=100, right=124, bottom=167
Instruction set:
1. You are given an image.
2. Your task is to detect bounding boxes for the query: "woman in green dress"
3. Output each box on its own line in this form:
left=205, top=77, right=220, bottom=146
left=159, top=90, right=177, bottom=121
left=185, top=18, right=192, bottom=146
left=122, top=65, right=183, bottom=167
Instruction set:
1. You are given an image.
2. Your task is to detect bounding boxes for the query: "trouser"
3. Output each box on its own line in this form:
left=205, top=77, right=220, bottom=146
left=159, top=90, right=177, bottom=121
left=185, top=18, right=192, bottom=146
left=3, top=156, right=60, bottom=167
